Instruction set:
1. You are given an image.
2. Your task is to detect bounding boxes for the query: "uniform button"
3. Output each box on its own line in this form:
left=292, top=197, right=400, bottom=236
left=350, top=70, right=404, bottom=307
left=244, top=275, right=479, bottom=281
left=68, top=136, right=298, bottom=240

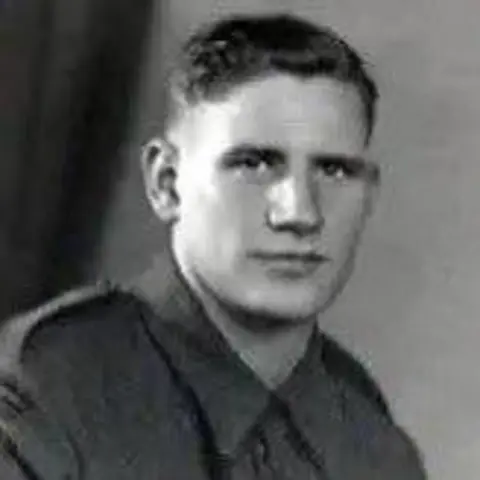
left=256, top=438, right=269, bottom=463
left=251, top=435, right=270, bottom=473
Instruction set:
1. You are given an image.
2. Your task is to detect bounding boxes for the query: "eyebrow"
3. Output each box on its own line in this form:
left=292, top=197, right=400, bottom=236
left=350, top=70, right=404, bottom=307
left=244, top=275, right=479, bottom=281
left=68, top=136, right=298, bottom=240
left=223, top=144, right=285, bottom=162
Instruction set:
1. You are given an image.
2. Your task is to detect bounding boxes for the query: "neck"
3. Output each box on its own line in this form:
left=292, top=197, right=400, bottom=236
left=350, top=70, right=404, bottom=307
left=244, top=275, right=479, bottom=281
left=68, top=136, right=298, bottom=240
left=172, top=247, right=316, bottom=389
left=207, top=305, right=315, bottom=389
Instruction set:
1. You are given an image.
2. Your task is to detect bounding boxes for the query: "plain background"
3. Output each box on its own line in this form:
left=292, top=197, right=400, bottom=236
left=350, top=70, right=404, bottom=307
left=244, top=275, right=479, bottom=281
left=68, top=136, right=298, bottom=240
left=98, top=1, right=480, bottom=479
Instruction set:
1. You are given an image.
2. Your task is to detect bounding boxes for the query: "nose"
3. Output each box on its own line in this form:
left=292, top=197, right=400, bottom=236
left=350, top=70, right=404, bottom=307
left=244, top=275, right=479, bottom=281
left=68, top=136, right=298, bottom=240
left=266, top=174, right=324, bottom=236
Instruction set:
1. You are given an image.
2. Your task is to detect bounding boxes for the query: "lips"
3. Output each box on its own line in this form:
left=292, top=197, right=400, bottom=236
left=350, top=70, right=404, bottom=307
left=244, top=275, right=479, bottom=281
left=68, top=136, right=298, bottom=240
left=249, top=250, right=329, bottom=277
left=250, top=251, right=328, bottom=262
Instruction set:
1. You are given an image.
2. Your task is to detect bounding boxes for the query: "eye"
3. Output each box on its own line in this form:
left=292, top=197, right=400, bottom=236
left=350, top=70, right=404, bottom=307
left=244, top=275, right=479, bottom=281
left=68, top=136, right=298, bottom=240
left=317, top=157, right=365, bottom=181
left=235, top=153, right=270, bottom=172
left=224, top=147, right=283, bottom=179
left=322, top=161, right=349, bottom=180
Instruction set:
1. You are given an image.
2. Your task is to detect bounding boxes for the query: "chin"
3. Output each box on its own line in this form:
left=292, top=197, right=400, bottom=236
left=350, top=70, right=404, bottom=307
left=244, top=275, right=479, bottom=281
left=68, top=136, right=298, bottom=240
left=241, top=284, right=330, bottom=322
left=266, top=306, right=319, bottom=323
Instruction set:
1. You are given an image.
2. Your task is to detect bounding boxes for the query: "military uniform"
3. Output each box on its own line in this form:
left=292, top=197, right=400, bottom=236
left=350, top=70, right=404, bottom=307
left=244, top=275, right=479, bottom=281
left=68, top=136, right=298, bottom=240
left=0, top=250, right=427, bottom=479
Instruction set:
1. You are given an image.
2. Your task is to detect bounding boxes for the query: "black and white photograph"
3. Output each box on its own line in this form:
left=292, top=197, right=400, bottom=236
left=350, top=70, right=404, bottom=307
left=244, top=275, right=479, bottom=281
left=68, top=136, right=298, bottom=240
left=0, top=1, right=479, bottom=479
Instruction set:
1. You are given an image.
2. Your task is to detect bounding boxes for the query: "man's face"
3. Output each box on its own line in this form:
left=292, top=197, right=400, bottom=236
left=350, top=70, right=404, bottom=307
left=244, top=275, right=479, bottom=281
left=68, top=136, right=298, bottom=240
left=169, top=74, right=378, bottom=322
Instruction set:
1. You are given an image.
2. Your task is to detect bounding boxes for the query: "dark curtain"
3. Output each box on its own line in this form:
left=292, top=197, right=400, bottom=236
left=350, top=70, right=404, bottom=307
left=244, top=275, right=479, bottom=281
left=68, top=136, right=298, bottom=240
left=0, top=0, right=155, bottom=319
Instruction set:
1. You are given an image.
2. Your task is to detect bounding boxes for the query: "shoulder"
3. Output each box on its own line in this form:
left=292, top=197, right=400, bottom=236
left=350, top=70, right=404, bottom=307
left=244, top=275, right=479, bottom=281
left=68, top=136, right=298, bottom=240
left=0, top=284, right=140, bottom=480
left=320, top=332, right=392, bottom=418
left=0, top=282, right=139, bottom=371
left=321, top=334, right=427, bottom=477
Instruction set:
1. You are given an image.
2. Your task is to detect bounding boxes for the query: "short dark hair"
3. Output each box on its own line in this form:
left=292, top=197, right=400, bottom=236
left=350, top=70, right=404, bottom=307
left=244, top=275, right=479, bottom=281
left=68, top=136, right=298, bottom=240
left=168, top=14, right=379, bottom=141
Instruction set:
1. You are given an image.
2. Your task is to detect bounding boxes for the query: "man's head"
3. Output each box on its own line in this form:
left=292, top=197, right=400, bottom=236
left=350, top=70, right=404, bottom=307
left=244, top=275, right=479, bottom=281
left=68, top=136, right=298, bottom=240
left=142, top=14, right=380, bottom=324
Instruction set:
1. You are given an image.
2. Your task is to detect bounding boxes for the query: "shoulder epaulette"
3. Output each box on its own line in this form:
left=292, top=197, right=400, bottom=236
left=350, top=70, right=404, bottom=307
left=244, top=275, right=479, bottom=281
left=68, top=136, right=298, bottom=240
left=25, top=281, right=114, bottom=321
left=0, top=281, right=116, bottom=368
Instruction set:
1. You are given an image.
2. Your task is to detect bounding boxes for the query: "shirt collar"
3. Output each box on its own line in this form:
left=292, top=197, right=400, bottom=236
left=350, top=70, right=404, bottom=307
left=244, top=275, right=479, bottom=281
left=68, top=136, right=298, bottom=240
left=126, top=248, right=341, bottom=461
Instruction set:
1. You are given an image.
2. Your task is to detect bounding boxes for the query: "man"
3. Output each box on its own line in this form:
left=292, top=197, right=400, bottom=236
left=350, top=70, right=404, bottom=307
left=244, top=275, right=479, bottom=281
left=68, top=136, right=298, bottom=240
left=0, top=14, right=427, bottom=479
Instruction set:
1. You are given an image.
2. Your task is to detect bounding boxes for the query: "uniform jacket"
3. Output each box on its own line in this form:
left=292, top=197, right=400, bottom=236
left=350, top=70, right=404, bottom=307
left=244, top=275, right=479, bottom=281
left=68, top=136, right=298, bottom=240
left=0, top=252, right=427, bottom=479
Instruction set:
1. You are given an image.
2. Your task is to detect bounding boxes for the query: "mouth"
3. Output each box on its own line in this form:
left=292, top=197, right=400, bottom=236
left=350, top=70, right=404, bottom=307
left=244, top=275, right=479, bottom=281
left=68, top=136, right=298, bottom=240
left=249, top=250, right=330, bottom=277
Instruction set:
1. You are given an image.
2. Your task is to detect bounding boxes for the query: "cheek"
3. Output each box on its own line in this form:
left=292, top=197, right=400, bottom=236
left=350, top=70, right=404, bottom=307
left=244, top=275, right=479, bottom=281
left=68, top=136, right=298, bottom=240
left=179, top=176, right=264, bottom=248
left=323, top=186, right=371, bottom=246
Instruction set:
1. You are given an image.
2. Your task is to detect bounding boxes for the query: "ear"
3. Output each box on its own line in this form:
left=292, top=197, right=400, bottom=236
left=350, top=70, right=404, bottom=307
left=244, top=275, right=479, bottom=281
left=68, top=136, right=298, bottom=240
left=140, top=137, right=180, bottom=224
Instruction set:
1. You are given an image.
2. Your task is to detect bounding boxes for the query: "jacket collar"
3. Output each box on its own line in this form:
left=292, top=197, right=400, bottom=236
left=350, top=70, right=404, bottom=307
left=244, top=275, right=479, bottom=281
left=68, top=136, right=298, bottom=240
left=125, top=248, right=398, bottom=475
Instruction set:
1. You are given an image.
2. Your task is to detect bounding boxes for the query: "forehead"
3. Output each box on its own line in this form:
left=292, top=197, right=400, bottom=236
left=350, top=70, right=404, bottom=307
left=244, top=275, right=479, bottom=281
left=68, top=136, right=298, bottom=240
left=178, top=74, right=368, bottom=157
